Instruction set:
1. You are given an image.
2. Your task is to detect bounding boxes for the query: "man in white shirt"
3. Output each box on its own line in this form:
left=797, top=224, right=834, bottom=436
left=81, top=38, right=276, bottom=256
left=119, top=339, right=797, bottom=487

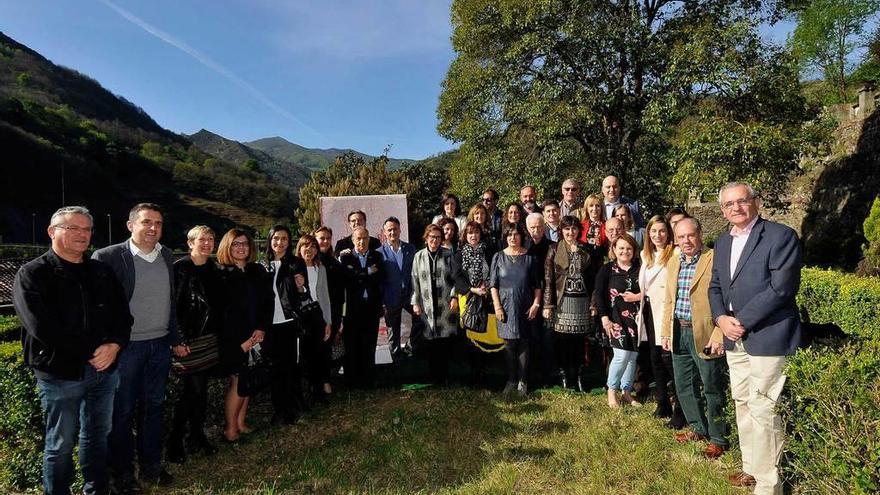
left=602, top=175, right=644, bottom=227
left=93, top=203, right=184, bottom=491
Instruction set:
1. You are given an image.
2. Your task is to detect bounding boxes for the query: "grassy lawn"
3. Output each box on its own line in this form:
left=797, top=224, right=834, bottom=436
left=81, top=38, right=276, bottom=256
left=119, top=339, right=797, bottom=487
left=158, top=384, right=747, bottom=495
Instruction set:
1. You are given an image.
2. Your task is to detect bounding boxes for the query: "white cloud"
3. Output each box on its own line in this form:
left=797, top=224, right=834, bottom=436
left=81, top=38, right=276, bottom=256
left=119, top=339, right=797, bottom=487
left=261, top=0, right=453, bottom=60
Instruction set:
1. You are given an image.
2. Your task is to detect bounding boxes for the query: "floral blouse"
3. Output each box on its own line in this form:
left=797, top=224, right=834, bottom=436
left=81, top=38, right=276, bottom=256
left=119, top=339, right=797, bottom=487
left=593, top=260, right=642, bottom=351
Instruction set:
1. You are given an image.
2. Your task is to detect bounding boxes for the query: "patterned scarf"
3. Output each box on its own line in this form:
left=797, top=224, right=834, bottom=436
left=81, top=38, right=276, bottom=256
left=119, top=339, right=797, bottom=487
left=460, top=241, right=487, bottom=288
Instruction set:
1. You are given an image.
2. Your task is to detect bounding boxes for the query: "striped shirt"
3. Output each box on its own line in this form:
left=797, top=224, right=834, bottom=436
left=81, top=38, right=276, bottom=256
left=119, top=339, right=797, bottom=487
left=673, top=250, right=701, bottom=322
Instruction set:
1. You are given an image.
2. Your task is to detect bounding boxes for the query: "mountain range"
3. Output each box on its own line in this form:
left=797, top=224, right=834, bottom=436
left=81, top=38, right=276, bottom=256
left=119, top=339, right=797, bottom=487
left=0, top=31, right=436, bottom=247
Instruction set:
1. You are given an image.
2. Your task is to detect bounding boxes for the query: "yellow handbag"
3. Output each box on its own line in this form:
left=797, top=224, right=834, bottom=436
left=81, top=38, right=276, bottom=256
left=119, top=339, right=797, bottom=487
left=459, top=295, right=506, bottom=352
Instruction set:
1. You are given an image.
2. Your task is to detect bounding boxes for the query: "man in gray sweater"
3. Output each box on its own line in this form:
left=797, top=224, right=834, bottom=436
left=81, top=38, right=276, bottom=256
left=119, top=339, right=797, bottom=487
left=92, top=203, right=184, bottom=493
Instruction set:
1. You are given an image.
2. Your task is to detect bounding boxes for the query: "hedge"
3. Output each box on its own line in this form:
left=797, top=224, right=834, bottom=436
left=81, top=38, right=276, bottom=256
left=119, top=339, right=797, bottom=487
left=0, top=268, right=879, bottom=492
left=797, top=268, right=880, bottom=339
left=0, top=315, right=21, bottom=343
left=781, top=338, right=880, bottom=494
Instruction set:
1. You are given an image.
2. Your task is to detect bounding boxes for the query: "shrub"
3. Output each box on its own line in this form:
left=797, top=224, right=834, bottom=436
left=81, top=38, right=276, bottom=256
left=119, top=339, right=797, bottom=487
left=781, top=338, right=880, bottom=494
left=0, top=315, right=21, bottom=343
left=798, top=268, right=880, bottom=340
left=858, top=196, right=880, bottom=275
left=0, top=341, right=43, bottom=491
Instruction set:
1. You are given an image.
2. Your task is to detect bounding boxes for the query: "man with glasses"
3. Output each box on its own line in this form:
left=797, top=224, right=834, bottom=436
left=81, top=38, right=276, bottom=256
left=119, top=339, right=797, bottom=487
left=93, top=203, right=183, bottom=492
left=334, top=210, right=381, bottom=256
left=709, top=182, right=802, bottom=494
left=14, top=206, right=132, bottom=495
left=560, top=178, right=582, bottom=218
left=482, top=188, right=503, bottom=239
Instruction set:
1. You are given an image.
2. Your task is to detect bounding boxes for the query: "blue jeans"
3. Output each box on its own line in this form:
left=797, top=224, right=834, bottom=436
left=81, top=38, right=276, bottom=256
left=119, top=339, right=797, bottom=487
left=37, top=366, right=119, bottom=495
left=607, top=348, right=638, bottom=391
left=108, top=338, right=171, bottom=478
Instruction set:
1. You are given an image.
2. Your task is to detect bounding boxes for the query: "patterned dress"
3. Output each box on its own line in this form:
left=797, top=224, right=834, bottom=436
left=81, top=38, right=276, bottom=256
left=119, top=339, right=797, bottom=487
left=593, top=260, right=642, bottom=351
left=554, top=250, right=591, bottom=334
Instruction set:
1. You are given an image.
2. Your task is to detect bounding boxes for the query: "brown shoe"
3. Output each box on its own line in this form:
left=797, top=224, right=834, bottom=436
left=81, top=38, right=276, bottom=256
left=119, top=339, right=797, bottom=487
left=703, top=443, right=726, bottom=459
left=674, top=430, right=707, bottom=443
left=728, top=471, right=757, bottom=487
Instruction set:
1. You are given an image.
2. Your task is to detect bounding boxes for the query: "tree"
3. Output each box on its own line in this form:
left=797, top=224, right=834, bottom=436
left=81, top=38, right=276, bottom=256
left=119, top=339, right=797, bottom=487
left=438, top=0, right=811, bottom=211
left=789, top=0, right=880, bottom=102
left=296, top=152, right=418, bottom=234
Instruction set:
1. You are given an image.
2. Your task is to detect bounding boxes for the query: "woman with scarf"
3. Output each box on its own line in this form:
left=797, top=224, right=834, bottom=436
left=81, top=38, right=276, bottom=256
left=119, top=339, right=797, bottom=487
left=452, top=221, right=499, bottom=385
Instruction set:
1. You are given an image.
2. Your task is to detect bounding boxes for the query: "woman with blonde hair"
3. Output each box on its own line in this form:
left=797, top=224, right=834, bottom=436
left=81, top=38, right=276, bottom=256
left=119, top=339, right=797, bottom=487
left=216, top=229, right=273, bottom=441
left=579, top=194, right=607, bottom=259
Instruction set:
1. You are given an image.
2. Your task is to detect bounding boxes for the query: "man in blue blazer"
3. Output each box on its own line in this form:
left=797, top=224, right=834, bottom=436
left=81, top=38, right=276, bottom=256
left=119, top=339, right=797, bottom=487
left=92, top=203, right=183, bottom=492
left=708, top=182, right=802, bottom=495
left=378, top=217, right=417, bottom=357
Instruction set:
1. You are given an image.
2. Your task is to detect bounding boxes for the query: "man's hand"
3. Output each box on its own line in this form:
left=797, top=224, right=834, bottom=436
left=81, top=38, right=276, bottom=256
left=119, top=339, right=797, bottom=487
left=709, top=341, right=725, bottom=356
left=89, top=343, right=121, bottom=372
left=172, top=345, right=190, bottom=358
left=718, top=315, right=745, bottom=341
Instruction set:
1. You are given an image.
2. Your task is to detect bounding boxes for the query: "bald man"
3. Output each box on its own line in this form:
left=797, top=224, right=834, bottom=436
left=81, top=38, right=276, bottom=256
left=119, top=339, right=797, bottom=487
left=602, top=175, right=644, bottom=228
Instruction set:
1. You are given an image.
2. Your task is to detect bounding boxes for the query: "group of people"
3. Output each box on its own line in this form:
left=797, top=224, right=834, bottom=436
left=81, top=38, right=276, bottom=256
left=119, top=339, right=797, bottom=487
left=13, top=176, right=802, bottom=495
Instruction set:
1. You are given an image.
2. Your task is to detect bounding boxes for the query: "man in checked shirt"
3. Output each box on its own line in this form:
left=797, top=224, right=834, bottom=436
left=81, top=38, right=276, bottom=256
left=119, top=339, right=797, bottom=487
left=660, top=217, right=729, bottom=460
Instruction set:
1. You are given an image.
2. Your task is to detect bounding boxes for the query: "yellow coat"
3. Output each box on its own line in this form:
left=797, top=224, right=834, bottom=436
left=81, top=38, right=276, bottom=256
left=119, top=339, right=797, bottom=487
left=661, top=248, right=724, bottom=360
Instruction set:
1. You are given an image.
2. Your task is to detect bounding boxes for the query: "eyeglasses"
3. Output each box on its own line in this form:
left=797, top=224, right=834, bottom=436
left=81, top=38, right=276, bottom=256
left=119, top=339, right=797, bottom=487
left=427, top=235, right=442, bottom=240
left=721, top=197, right=755, bottom=210
left=53, top=225, right=93, bottom=234
left=231, top=240, right=249, bottom=247
left=482, top=197, right=494, bottom=202
left=562, top=187, right=579, bottom=192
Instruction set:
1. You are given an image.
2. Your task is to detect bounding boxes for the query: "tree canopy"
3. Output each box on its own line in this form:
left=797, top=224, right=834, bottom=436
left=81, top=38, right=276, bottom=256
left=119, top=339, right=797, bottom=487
left=438, top=0, right=824, bottom=211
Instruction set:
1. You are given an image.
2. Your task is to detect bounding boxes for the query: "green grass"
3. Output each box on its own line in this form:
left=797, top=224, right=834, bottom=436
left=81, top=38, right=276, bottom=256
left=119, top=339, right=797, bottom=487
left=156, top=387, right=746, bottom=495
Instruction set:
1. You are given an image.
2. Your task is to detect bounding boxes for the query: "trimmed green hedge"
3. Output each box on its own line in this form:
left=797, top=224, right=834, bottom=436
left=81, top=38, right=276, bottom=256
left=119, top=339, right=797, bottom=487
left=0, top=341, right=43, bottom=490
left=798, top=268, right=880, bottom=339
left=781, top=338, right=880, bottom=494
left=0, top=315, right=21, bottom=343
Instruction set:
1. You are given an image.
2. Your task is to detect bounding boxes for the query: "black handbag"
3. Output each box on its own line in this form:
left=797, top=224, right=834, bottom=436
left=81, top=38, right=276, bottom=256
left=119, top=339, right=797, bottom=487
left=298, top=296, right=325, bottom=336
left=237, top=345, right=272, bottom=397
left=462, top=294, right=488, bottom=333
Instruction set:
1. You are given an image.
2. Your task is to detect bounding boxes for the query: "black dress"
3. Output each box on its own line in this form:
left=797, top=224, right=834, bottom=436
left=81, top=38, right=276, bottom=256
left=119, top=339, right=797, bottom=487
left=218, top=263, right=274, bottom=374
left=593, top=260, right=642, bottom=351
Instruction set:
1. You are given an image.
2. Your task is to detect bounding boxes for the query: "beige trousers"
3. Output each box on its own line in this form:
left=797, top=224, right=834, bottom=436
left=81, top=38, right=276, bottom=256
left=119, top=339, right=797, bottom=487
left=726, top=340, right=787, bottom=495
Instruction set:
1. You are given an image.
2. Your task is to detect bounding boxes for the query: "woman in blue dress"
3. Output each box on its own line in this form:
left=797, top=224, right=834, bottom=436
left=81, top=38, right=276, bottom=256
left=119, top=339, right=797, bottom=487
left=490, top=223, right=542, bottom=398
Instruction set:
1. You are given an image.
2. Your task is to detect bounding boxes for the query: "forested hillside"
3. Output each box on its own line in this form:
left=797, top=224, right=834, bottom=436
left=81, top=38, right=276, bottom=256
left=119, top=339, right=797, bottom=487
left=0, top=32, right=292, bottom=247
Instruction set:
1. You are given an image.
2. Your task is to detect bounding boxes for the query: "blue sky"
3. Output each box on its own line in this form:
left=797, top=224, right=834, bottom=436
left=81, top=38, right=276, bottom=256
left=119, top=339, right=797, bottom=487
left=2, top=2, right=814, bottom=160
left=2, top=0, right=457, bottom=159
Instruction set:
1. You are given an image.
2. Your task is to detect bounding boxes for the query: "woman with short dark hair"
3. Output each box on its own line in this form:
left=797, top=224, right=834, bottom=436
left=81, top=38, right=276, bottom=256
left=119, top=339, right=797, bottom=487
left=432, top=192, right=467, bottom=231
left=490, top=223, right=542, bottom=398
left=542, top=216, right=598, bottom=391
left=411, top=224, right=459, bottom=384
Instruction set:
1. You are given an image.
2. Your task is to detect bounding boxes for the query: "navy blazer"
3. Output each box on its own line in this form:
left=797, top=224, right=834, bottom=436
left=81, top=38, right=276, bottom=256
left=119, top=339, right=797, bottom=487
left=604, top=196, right=645, bottom=228
left=378, top=241, right=416, bottom=308
left=708, top=217, right=802, bottom=356
left=92, top=239, right=180, bottom=345
left=339, top=249, right=385, bottom=319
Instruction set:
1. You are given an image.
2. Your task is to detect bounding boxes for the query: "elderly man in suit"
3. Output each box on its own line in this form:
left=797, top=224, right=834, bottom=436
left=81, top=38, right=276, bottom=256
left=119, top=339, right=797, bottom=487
left=378, top=216, right=417, bottom=357
left=661, top=217, right=729, bottom=459
left=340, top=227, right=385, bottom=389
left=709, top=182, right=802, bottom=494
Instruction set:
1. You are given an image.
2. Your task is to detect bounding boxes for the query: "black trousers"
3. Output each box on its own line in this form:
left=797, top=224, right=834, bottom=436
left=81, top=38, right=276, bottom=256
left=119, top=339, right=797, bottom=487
left=269, top=321, right=303, bottom=419
left=554, top=332, right=586, bottom=387
left=343, top=310, right=380, bottom=389
left=170, top=371, right=210, bottom=441
left=301, top=322, right=331, bottom=389
left=423, top=337, right=454, bottom=385
left=650, top=343, right=682, bottom=416
left=528, top=316, right=554, bottom=387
